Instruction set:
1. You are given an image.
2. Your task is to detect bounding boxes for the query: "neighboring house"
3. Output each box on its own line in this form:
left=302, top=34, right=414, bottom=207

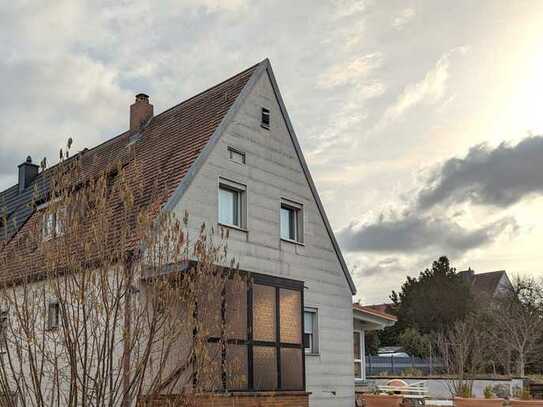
left=0, top=59, right=356, bottom=407
left=459, top=269, right=513, bottom=298
left=352, top=303, right=396, bottom=382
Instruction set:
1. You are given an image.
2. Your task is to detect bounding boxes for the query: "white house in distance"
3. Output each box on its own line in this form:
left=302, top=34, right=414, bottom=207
left=352, top=303, right=397, bottom=381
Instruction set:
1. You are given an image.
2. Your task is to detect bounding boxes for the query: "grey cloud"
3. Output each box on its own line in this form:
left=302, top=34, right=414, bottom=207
left=337, top=212, right=517, bottom=254
left=418, top=136, right=543, bottom=209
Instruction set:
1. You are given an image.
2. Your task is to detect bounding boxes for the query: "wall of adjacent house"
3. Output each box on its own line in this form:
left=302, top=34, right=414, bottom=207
left=172, top=70, right=355, bottom=407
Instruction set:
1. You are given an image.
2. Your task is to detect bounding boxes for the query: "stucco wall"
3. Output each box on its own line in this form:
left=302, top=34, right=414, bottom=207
left=172, top=71, right=355, bottom=407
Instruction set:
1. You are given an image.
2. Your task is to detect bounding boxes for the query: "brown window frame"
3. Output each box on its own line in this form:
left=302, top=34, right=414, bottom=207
left=206, top=272, right=305, bottom=392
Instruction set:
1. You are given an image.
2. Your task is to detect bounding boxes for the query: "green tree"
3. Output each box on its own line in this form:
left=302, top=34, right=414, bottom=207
left=398, top=328, right=432, bottom=358
left=380, top=256, right=474, bottom=347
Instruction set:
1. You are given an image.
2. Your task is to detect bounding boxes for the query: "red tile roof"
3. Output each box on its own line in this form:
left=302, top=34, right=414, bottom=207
left=353, top=302, right=397, bottom=322
left=0, top=62, right=259, bottom=281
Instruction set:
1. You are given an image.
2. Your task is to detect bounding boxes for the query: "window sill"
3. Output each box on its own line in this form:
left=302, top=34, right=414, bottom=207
left=260, top=124, right=270, bottom=130
left=280, top=238, right=304, bottom=246
left=218, top=223, right=248, bottom=233
left=305, top=352, right=320, bottom=357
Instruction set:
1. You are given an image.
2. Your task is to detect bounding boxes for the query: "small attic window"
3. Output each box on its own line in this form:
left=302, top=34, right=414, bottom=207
left=261, top=108, right=270, bottom=129
left=228, top=147, right=246, bottom=165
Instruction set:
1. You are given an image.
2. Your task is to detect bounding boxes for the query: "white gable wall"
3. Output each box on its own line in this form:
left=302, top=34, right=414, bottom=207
left=171, top=71, right=355, bottom=407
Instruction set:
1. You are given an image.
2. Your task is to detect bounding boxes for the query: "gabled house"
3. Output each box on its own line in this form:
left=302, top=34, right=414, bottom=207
left=459, top=269, right=513, bottom=299
left=0, top=59, right=356, bottom=407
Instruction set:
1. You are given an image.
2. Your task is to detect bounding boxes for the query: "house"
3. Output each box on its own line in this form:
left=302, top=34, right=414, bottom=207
left=0, top=59, right=356, bottom=406
left=459, top=269, right=513, bottom=298
left=352, top=303, right=396, bottom=382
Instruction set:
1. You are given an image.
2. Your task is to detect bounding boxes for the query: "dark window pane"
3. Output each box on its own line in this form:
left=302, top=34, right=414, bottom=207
left=279, top=289, right=301, bottom=344
left=253, top=346, right=277, bottom=390
left=225, top=278, right=247, bottom=340
left=280, top=348, right=303, bottom=390
left=253, top=285, right=276, bottom=342
left=304, top=333, right=312, bottom=351
left=226, top=344, right=248, bottom=390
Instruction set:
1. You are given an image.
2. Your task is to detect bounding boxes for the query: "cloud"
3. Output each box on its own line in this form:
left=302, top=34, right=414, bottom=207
left=381, top=46, right=468, bottom=123
left=337, top=211, right=517, bottom=254
left=417, top=136, right=543, bottom=209
left=392, top=8, right=416, bottom=30
left=353, top=257, right=404, bottom=278
left=318, top=52, right=383, bottom=89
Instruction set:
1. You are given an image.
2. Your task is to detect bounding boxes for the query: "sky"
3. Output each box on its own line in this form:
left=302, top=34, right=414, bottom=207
left=1, top=0, right=543, bottom=304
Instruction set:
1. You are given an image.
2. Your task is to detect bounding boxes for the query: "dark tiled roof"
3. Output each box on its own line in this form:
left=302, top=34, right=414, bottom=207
left=0, top=62, right=259, bottom=280
left=471, top=270, right=506, bottom=296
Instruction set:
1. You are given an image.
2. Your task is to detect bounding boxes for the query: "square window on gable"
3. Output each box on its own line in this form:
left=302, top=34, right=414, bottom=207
left=261, top=108, right=270, bottom=129
left=218, top=178, right=246, bottom=229
left=228, top=147, right=246, bottom=165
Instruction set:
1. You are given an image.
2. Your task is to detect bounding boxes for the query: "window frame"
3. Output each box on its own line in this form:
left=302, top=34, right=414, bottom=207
left=205, top=272, right=305, bottom=393
left=280, top=199, right=303, bottom=244
left=261, top=107, right=270, bottom=130
left=353, top=329, right=364, bottom=381
left=41, top=206, right=66, bottom=241
left=304, top=307, right=319, bottom=355
left=47, top=301, right=60, bottom=331
left=218, top=178, right=247, bottom=230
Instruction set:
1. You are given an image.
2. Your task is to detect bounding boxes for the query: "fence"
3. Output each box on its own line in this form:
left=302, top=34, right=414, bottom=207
left=366, top=356, right=443, bottom=377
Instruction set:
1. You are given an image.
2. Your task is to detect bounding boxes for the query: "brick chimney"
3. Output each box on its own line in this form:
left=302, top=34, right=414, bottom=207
left=130, top=93, right=153, bottom=132
left=18, top=156, right=39, bottom=193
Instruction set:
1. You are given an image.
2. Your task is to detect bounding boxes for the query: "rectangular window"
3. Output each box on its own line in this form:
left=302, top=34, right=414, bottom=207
left=228, top=147, right=246, bottom=165
left=218, top=179, right=246, bottom=228
left=280, top=200, right=303, bottom=243
left=261, top=107, right=270, bottom=129
left=304, top=308, right=318, bottom=354
left=0, top=311, right=7, bottom=352
left=354, top=331, right=363, bottom=380
left=47, top=301, right=60, bottom=330
left=42, top=208, right=66, bottom=240
left=205, top=275, right=304, bottom=392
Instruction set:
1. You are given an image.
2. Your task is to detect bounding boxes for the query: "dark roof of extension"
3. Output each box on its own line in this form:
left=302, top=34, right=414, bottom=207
left=0, top=59, right=357, bottom=294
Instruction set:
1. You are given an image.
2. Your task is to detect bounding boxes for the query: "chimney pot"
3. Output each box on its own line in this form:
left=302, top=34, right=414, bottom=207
left=18, top=156, right=39, bottom=193
left=130, top=93, right=153, bottom=132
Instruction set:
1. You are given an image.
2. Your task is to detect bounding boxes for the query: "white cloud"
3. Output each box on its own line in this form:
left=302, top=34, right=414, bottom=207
left=380, top=46, right=468, bottom=124
left=392, top=8, right=416, bottom=30
left=318, top=53, right=383, bottom=89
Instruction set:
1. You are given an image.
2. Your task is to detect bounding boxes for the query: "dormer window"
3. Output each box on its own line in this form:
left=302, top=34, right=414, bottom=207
left=261, top=108, right=270, bottom=129
left=42, top=207, right=66, bottom=241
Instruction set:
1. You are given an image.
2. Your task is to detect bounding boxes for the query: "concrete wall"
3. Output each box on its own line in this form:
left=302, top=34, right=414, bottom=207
left=172, top=70, right=354, bottom=407
left=369, top=378, right=525, bottom=400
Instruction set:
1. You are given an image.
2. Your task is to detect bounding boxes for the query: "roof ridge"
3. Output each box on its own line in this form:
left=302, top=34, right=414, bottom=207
left=152, top=60, right=263, bottom=121
left=0, top=60, right=266, bottom=197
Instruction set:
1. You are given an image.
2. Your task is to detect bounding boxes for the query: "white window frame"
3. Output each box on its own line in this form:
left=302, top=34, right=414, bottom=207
left=353, top=329, right=365, bottom=381
left=218, top=178, right=247, bottom=230
left=280, top=199, right=303, bottom=244
left=41, top=207, right=66, bottom=241
left=304, top=308, right=319, bottom=355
